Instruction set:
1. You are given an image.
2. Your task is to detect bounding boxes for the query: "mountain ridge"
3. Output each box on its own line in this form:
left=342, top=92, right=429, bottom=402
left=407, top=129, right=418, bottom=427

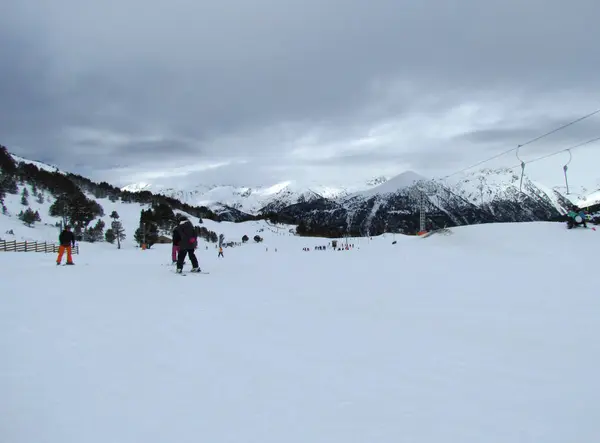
left=122, top=177, right=392, bottom=216
left=3, top=146, right=600, bottom=239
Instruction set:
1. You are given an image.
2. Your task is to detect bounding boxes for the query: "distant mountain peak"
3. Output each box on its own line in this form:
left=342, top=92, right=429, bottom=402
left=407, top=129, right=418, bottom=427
left=366, top=176, right=388, bottom=187
left=121, top=182, right=154, bottom=192
left=10, top=154, right=63, bottom=174
left=357, top=171, right=427, bottom=197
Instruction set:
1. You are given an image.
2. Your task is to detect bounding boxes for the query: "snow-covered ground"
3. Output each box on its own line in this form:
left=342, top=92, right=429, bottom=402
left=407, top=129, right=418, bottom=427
left=1, top=219, right=599, bottom=443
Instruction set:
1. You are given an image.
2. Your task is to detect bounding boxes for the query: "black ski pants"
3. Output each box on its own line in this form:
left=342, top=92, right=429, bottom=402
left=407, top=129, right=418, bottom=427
left=177, top=248, right=199, bottom=269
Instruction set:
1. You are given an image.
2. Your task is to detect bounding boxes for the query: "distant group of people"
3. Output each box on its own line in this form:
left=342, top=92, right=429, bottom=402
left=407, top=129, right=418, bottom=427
left=302, top=243, right=356, bottom=252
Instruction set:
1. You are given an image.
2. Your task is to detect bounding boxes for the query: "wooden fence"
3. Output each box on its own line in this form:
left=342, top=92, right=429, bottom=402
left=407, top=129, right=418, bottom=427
left=0, top=240, right=79, bottom=254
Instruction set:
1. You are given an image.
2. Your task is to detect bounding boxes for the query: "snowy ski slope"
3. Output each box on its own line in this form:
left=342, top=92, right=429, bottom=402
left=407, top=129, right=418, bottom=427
left=1, top=218, right=599, bottom=443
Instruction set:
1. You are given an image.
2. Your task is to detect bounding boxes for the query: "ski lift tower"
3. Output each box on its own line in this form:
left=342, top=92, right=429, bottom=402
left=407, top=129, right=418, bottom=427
left=417, top=183, right=437, bottom=234
left=419, top=194, right=426, bottom=233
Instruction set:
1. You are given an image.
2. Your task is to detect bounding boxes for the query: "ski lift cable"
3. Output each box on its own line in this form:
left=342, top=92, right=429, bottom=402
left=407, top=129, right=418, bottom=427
left=504, top=135, right=600, bottom=170
left=412, top=111, right=599, bottom=227
left=440, top=107, right=600, bottom=180
left=519, top=135, right=600, bottom=166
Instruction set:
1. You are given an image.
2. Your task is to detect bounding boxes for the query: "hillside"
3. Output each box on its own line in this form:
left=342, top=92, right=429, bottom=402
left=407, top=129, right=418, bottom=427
left=0, top=146, right=275, bottom=252
left=2, top=221, right=598, bottom=442
left=0, top=177, right=297, bottom=254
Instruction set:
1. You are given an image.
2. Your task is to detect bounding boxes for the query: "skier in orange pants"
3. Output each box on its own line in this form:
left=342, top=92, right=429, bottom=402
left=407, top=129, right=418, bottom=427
left=56, top=225, right=75, bottom=265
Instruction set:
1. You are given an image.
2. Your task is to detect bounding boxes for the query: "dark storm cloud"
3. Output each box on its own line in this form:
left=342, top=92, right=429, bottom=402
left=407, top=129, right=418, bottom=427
left=315, top=150, right=463, bottom=171
left=2, top=0, right=600, bottom=187
left=456, top=117, right=600, bottom=150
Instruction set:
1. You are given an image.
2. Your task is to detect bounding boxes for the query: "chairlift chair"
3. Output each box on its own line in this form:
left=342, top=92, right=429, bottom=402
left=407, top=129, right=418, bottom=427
left=516, top=145, right=525, bottom=193
left=563, top=149, right=572, bottom=194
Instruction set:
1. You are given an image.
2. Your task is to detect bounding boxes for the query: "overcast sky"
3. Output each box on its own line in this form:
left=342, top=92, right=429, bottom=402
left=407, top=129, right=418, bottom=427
left=2, top=0, right=599, bottom=190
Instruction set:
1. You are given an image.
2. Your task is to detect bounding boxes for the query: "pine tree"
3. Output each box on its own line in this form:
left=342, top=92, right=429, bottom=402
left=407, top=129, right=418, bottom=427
left=49, top=193, right=104, bottom=230
left=219, top=233, right=225, bottom=247
left=134, top=209, right=159, bottom=248
left=111, top=220, right=126, bottom=249
left=20, top=187, right=29, bottom=206
left=84, top=219, right=105, bottom=242
left=105, top=228, right=116, bottom=244
left=151, top=203, right=175, bottom=234
left=134, top=222, right=158, bottom=248
left=18, top=208, right=40, bottom=227
left=3, top=176, right=18, bottom=194
left=36, top=192, right=44, bottom=204
left=49, top=194, right=70, bottom=226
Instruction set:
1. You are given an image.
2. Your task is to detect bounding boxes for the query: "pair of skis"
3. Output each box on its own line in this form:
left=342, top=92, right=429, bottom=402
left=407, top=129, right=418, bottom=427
left=164, top=262, right=209, bottom=275
left=166, top=263, right=209, bottom=275
left=172, top=269, right=210, bottom=276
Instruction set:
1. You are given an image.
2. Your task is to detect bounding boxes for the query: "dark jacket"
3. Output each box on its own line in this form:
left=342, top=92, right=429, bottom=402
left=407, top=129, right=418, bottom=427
left=176, top=220, right=197, bottom=249
left=59, top=230, right=75, bottom=247
left=172, top=228, right=181, bottom=246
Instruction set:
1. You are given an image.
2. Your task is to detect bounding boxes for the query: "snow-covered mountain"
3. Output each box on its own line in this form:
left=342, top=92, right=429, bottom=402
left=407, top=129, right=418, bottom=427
left=120, top=182, right=153, bottom=193
left=576, top=188, right=600, bottom=208
left=444, top=168, right=572, bottom=219
left=121, top=177, right=391, bottom=215
left=10, top=154, right=63, bottom=174
left=365, top=175, right=389, bottom=187
left=550, top=179, right=600, bottom=208
left=273, top=167, right=577, bottom=237
left=352, top=171, right=426, bottom=198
